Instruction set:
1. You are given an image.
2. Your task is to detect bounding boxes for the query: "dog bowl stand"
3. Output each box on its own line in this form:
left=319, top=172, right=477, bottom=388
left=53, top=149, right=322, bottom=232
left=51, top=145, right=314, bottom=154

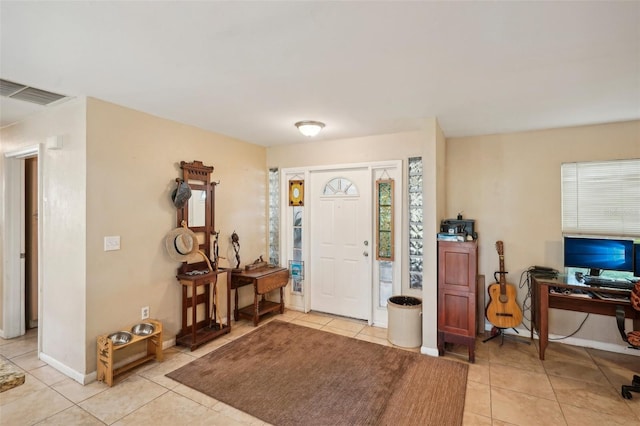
left=96, top=319, right=163, bottom=386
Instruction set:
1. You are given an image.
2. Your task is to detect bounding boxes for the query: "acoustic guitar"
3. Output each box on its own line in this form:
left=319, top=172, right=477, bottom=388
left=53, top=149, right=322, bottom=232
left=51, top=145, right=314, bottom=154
left=486, top=241, right=523, bottom=329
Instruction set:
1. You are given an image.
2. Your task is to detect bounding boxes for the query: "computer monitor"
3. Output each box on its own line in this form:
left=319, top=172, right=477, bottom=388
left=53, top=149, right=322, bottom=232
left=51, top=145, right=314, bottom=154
left=563, top=236, right=634, bottom=276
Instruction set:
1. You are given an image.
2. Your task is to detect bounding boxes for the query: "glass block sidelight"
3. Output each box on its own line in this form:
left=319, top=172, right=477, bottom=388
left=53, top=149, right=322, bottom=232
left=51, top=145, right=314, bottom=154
left=408, top=157, right=423, bottom=289
left=408, top=175, right=422, bottom=192
left=409, top=192, right=423, bottom=207
left=409, top=207, right=422, bottom=223
left=409, top=240, right=423, bottom=256
left=409, top=257, right=423, bottom=273
left=409, top=273, right=422, bottom=289
left=409, top=157, right=423, bottom=175
left=409, top=223, right=423, bottom=240
left=268, top=168, right=280, bottom=265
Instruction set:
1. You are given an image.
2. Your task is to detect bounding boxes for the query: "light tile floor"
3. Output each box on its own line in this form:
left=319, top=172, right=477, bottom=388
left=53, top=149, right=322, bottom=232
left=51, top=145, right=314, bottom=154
left=1, top=309, right=639, bottom=425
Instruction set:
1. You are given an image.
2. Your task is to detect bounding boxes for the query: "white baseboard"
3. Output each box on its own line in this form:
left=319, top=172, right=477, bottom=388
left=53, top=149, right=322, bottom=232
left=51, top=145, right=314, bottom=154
left=544, top=333, right=640, bottom=357
left=39, top=352, right=88, bottom=385
left=39, top=337, right=178, bottom=385
left=371, top=320, right=388, bottom=328
left=163, top=337, right=176, bottom=350
left=421, top=346, right=439, bottom=357
left=484, top=324, right=640, bottom=357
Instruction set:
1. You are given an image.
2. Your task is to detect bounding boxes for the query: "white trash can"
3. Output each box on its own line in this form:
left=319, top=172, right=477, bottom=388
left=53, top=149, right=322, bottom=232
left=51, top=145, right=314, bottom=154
left=387, top=296, right=422, bottom=348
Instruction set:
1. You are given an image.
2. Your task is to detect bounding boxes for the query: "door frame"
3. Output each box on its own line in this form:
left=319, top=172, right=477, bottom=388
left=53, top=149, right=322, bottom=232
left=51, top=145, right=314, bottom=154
left=3, top=144, right=43, bottom=342
left=279, top=160, right=402, bottom=326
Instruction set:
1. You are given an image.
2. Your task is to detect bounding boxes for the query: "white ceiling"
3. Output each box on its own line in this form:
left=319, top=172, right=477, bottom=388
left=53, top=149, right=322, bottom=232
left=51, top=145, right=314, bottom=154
left=1, top=1, right=639, bottom=147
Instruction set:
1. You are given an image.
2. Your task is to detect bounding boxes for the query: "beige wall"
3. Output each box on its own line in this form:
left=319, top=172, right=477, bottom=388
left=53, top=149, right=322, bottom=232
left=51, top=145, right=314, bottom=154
left=446, top=120, right=640, bottom=345
left=1, top=97, right=88, bottom=373
left=1, top=97, right=267, bottom=378
left=85, top=98, right=267, bottom=372
left=267, top=118, right=443, bottom=352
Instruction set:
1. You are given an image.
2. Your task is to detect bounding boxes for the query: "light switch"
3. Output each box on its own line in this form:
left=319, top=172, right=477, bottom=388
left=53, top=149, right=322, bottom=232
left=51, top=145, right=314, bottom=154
left=104, top=236, right=121, bottom=251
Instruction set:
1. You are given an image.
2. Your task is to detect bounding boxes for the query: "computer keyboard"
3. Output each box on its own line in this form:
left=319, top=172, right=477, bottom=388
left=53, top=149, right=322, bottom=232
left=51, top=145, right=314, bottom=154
left=584, top=276, right=635, bottom=290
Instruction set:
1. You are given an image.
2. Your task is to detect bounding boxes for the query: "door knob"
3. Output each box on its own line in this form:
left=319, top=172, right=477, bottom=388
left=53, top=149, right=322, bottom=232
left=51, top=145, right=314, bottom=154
left=363, top=251, right=369, bottom=257
left=363, top=240, right=369, bottom=246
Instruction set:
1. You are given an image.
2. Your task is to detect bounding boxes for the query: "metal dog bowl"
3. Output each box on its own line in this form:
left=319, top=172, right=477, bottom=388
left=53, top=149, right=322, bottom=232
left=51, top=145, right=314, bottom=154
left=108, top=331, right=133, bottom=346
left=131, top=323, right=155, bottom=336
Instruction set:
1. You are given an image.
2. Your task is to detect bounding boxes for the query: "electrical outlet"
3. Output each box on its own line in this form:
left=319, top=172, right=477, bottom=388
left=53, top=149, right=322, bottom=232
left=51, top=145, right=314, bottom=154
left=141, top=306, right=149, bottom=320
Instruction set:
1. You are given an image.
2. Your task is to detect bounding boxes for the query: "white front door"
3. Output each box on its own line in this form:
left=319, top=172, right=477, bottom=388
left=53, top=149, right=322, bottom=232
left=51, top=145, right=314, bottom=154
left=310, top=168, right=371, bottom=320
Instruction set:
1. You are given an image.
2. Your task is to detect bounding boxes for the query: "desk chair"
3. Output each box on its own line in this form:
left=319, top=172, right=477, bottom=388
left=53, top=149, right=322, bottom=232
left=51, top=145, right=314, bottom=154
left=616, top=282, right=640, bottom=399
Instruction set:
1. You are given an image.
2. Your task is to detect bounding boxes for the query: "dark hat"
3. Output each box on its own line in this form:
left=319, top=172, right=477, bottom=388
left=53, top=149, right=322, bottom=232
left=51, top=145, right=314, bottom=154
left=171, top=180, right=192, bottom=208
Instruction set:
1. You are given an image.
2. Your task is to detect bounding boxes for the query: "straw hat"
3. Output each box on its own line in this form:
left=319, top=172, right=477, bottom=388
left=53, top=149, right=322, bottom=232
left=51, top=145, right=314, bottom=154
left=165, top=226, right=199, bottom=262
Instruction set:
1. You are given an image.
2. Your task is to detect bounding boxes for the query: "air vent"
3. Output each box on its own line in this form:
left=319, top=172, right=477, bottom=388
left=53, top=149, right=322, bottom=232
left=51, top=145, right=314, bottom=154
left=0, top=79, right=27, bottom=97
left=0, top=78, right=67, bottom=105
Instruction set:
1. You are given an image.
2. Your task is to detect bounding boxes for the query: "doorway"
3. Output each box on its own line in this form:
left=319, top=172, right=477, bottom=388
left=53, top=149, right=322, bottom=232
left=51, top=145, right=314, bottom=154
left=25, top=157, right=39, bottom=330
left=3, top=145, right=41, bottom=340
left=309, top=168, right=371, bottom=320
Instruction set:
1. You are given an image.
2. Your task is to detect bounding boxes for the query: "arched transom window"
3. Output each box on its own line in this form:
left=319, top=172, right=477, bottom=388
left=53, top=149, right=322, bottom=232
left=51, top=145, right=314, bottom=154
left=323, top=177, right=359, bottom=196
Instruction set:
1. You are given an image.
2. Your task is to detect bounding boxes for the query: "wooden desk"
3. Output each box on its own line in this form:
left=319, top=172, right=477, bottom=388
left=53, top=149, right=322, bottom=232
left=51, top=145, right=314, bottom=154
left=176, top=269, right=231, bottom=350
left=531, top=275, right=640, bottom=360
left=231, top=266, right=289, bottom=326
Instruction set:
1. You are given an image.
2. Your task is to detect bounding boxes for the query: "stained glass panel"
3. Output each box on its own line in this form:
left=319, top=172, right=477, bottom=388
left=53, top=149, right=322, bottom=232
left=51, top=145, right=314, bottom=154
left=379, top=206, right=392, bottom=231
left=378, top=231, right=391, bottom=258
left=376, top=179, right=394, bottom=260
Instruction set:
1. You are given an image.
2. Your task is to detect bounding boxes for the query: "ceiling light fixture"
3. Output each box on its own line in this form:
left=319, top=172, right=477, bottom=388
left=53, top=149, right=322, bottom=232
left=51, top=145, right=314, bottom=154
left=295, top=120, right=325, bottom=137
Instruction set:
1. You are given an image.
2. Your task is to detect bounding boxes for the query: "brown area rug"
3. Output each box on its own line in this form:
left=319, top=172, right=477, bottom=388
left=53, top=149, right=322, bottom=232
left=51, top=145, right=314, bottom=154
left=166, top=320, right=468, bottom=426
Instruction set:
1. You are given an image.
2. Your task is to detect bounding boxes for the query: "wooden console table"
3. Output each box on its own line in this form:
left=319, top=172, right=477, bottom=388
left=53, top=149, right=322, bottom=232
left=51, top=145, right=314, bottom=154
left=531, top=275, right=640, bottom=360
left=176, top=268, right=231, bottom=350
left=231, top=266, right=289, bottom=326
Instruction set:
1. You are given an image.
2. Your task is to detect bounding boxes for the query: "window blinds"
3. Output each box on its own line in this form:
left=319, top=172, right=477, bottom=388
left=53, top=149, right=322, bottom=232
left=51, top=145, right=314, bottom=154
left=561, top=159, right=640, bottom=236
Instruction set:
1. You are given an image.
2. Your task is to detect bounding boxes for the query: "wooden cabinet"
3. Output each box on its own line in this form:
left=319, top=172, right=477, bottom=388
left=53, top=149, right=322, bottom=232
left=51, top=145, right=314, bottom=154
left=437, top=240, right=478, bottom=362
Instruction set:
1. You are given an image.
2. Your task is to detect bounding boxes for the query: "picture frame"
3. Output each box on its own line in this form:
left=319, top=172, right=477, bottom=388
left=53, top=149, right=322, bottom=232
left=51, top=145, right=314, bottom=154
left=289, top=260, right=304, bottom=294
left=289, top=180, right=304, bottom=206
left=289, top=260, right=304, bottom=280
